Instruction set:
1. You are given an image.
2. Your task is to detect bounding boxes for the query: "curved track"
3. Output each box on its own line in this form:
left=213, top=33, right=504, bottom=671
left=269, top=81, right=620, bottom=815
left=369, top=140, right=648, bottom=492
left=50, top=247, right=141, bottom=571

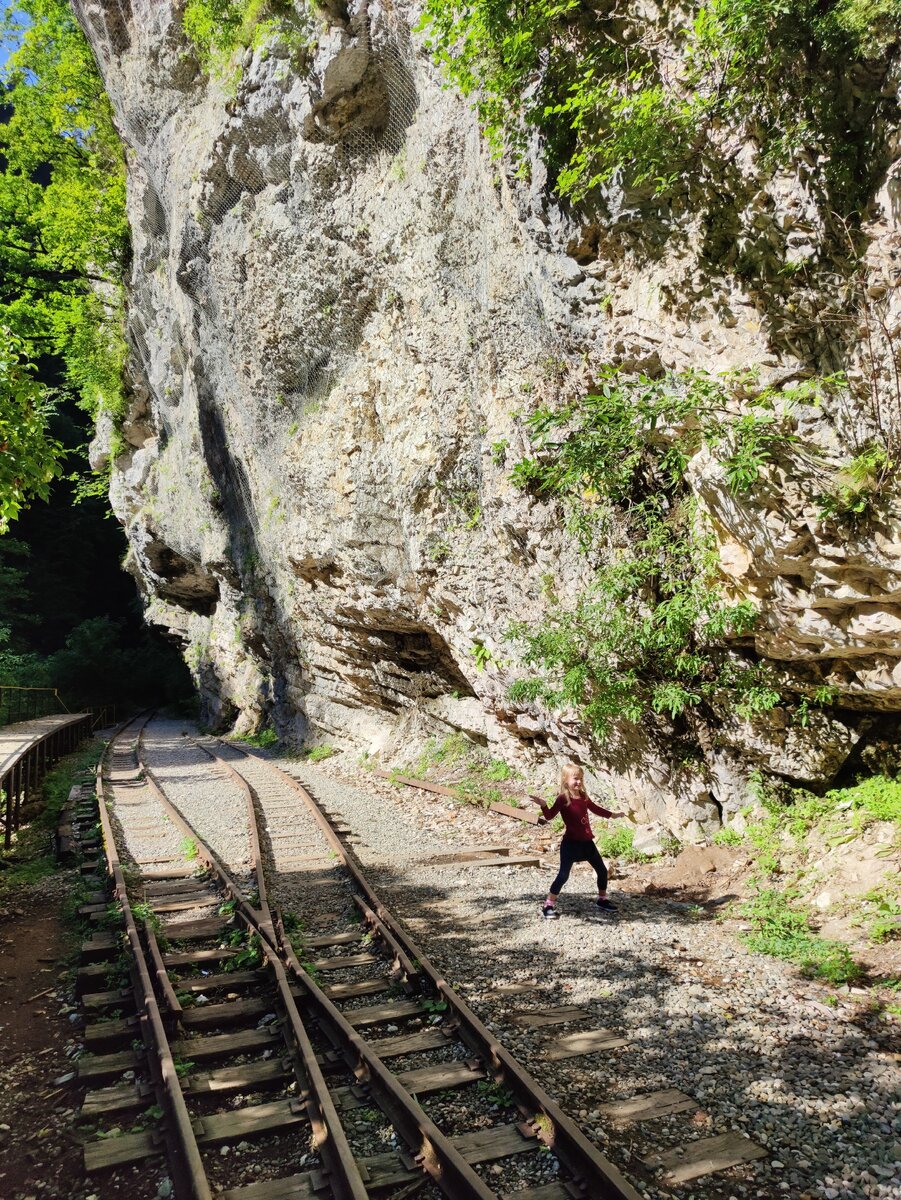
left=78, top=716, right=642, bottom=1200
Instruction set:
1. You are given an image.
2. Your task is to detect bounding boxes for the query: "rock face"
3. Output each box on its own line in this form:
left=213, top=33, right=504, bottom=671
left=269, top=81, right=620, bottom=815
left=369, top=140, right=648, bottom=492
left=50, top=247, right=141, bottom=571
left=75, top=0, right=901, bottom=837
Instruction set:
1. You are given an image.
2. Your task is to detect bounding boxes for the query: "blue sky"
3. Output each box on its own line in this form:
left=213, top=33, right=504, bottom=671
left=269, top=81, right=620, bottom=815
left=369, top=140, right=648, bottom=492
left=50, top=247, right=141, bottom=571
left=0, top=7, right=28, bottom=74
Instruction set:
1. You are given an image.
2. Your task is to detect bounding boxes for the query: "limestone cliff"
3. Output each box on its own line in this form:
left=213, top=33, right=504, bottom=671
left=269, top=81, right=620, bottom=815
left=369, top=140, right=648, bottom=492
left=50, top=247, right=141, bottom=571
left=76, top=0, right=901, bottom=837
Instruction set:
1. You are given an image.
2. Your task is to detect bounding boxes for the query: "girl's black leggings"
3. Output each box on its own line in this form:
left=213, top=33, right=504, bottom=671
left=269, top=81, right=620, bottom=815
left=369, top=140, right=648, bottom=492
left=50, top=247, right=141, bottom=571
left=550, top=839, right=608, bottom=894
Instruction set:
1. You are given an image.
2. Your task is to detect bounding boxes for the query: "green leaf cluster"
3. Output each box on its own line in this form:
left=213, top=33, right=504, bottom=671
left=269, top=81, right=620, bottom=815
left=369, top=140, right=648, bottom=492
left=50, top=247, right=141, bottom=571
left=418, top=0, right=900, bottom=206
left=0, top=0, right=128, bottom=522
left=739, top=887, right=862, bottom=985
left=181, top=0, right=317, bottom=70
left=504, top=367, right=860, bottom=741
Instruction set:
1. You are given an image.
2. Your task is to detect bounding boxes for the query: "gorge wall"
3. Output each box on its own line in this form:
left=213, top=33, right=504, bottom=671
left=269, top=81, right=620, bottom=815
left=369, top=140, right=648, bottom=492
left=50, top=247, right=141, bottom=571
left=76, top=0, right=901, bottom=839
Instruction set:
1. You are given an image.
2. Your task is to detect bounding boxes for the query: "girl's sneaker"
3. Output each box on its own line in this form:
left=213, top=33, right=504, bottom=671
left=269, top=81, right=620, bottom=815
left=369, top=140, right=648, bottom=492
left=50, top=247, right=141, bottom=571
left=541, top=903, right=559, bottom=920
left=596, top=897, right=618, bottom=913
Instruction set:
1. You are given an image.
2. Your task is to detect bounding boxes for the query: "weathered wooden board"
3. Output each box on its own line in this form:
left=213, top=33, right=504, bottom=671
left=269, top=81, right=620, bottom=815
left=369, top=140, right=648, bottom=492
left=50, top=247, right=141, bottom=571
left=543, top=1029, right=629, bottom=1061
left=356, top=1152, right=418, bottom=1189
left=77, top=1050, right=141, bottom=1082
left=372, top=769, right=456, bottom=797
left=489, top=801, right=542, bottom=824
left=219, top=1172, right=318, bottom=1200
left=643, top=1131, right=767, bottom=1183
left=396, top=1061, right=485, bottom=1094
left=181, top=996, right=271, bottom=1029
left=345, top=999, right=429, bottom=1027
left=183, top=1059, right=288, bottom=1096
left=310, top=952, right=379, bottom=971
left=305, top=930, right=362, bottom=948
left=81, top=1083, right=144, bottom=1117
left=455, top=1123, right=537, bottom=1162
left=510, top=1005, right=589, bottom=1029
left=163, top=916, right=228, bottom=940
left=599, top=1088, right=697, bottom=1124
left=172, top=1026, right=280, bottom=1061
left=500, top=1186, right=574, bottom=1200
left=323, top=976, right=390, bottom=1000
left=369, top=1027, right=452, bottom=1058
left=84, top=1130, right=158, bottom=1171
left=194, top=1099, right=306, bottom=1145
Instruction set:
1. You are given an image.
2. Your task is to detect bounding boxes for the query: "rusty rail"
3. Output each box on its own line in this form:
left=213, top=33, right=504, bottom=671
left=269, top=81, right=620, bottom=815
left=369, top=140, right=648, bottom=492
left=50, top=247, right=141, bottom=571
left=1, top=712, right=93, bottom=849
left=96, top=717, right=212, bottom=1200
left=136, top=731, right=371, bottom=1200
left=234, top=745, right=643, bottom=1200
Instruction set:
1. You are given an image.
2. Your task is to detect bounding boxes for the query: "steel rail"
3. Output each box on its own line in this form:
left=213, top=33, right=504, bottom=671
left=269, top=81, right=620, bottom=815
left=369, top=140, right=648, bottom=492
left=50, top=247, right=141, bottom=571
left=134, top=730, right=370, bottom=1200
left=95, top=716, right=213, bottom=1200
left=230, top=745, right=643, bottom=1200
left=148, top=736, right=499, bottom=1199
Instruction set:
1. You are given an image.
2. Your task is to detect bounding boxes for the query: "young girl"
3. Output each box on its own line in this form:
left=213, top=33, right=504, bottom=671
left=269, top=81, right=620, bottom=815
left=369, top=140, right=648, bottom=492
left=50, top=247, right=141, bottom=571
left=529, top=764, right=626, bottom=919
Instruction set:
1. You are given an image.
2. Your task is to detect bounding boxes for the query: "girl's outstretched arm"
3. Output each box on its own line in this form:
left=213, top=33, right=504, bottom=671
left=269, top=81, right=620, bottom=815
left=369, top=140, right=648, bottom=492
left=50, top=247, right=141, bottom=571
left=528, top=793, right=560, bottom=822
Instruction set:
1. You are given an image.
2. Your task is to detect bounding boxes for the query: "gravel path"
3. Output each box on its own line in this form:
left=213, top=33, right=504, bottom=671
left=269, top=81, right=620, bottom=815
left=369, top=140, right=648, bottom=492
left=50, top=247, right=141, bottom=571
left=140, top=718, right=253, bottom=884
left=258, top=748, right=901, bottom=1200
left=131, top=731, right=900, bottom=1200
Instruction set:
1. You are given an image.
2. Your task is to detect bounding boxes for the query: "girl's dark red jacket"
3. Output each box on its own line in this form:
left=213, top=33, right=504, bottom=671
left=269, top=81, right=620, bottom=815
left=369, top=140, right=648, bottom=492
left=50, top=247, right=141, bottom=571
left=539, top=793, right=614, bottom=842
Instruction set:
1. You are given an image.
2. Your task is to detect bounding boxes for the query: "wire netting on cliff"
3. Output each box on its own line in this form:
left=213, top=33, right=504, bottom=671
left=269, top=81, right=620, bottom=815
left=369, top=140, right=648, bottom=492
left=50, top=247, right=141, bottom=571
left=114, top=10, right=557, bottom=558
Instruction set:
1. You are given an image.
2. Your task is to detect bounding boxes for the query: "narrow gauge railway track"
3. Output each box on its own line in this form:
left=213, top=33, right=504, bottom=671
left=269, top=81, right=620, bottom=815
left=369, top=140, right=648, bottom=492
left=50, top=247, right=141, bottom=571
left=132, top=726, right=643, bottom=1200
left=79, top=716, right=368, bottom=1200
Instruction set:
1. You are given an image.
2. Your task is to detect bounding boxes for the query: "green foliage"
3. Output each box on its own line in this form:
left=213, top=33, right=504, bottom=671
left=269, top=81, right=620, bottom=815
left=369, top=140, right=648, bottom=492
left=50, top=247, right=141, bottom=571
left=182, top=0, right=317, bottom=70
left=304, top=744, right=335, bottom=762
left=483, top=758, right=515, bottom=781
left=0, top=331, right=64, bottom=532
left=181, top=837, right=199, bottom=862
left=504, top=368, right=854, bottom=740
left=0, top=1, right=128, bottom=440
left=739, top=887, right=862, bottom=985
left=712, top=827, right=742, bottom=846
left=240, top=727, right=279, bottom=748
left=817, top=444, right=895, bottom=526
left=859, top=885, right=900, bottom=943
left=419, top=0, right=899, bottom=207
left=0, top=738, right=103, bottom=900
left=595, top=824, right=649, bottom=863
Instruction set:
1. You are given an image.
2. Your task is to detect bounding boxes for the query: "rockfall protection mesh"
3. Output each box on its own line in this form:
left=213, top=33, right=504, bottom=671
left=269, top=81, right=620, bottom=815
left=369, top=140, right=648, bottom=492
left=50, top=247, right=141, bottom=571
left=114, top=9, right=558, bottom=555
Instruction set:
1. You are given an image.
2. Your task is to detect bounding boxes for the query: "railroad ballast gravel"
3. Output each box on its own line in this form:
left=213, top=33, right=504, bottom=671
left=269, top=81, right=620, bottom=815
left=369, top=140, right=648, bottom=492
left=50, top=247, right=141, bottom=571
left=144, top=732, right=900, bottom=1200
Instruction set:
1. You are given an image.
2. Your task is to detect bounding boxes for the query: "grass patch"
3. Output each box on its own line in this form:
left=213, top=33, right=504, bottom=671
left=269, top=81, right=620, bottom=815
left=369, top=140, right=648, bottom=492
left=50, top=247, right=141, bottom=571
left=595, top=824, right=649, bottom=863
left=237, top=727, right=278, bottom=748
left=739, top=888, right=862, bottom=985
left=713, top=827, right=742, bottom=846
left=181, top=836, right=198, bottom=862
left=857, top=885, right=901, bottom=944
left=304, top=745, right=335, bottom=762
left=0, top=737, right=103, bottom=902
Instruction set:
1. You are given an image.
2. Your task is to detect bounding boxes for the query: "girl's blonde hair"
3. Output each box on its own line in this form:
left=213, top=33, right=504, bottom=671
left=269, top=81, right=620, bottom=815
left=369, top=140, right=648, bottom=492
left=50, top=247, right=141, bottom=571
left=559, top=764, right=585, bottom=805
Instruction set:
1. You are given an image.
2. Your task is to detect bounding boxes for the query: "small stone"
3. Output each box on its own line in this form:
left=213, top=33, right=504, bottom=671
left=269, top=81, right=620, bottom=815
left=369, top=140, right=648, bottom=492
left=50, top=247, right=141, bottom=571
left=220, top=1145, right=230, bottom=1156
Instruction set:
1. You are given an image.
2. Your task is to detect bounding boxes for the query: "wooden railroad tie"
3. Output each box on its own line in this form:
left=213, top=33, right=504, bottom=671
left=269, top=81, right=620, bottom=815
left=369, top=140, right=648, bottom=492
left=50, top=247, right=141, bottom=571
left=598, top=1088, right=697, bottom=1125
left=643, top=1130, right=767, bottom=1183
left=543, top=1028, right=630, bottom=1060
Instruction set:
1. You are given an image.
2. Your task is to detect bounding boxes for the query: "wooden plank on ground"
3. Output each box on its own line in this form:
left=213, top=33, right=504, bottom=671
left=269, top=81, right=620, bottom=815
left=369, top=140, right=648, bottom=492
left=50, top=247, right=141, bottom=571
left=372, top=769, right=456, bottom=798
left=77, top=1050, right=141, bottom=1082
left=454, top=1123, right=537, bottom=1163
left=344, top=999, right=429, bottom=1028
left=141, top=866, right=198, bottom=881
left=599, top=1089, right=697, bottom=1124
left=174, top=969, right=263, bottom=993
left=323, top=976, right=390, bottom=1000
left=304, top=930, right=361, bottom=948
left=489, top=801, right=541, bottom=825
left=424, top=845, right=511, bottom=864
left=84, top=1130, right=158, bottom=1171
left=219, top=1173, right=318, bottom=1200
left=356, top=1152, right=418, bottom=1189
left=82, top=987, right=133, bottom=1012
left=369, top=1028, right=452, bottom=1058
left=643, top=1131, right=767, bottom=1183
left=163, top=917, right=228, bottom=940
left=459, top=853, right=542, bottom=869
left=181, top=997, right=271, bottom=1029
left=509, top=1005, right=589, bottom=1029
left=143, top=877, right=208, bottom=896
left=173, top=1027, right=280, bottom=1061
left=162, top=947, right=238, bottom=968
left=396, top=1061, right=485, bottom=1094
left=543, top=1029, right=629, bottom=1061
left=500, top=1186, right=573, bottom=1200
left=194, top=1098, right=306, bottom=1144
left=182, top=1059, right=288, bottom=1096
left=84, top=1017, right=136, bottom=1048
left=81, top=1083, right=144, bottom=1117
left=485, top=983, right=536, bottom=997
left=310, top=952, right=379, bottom=971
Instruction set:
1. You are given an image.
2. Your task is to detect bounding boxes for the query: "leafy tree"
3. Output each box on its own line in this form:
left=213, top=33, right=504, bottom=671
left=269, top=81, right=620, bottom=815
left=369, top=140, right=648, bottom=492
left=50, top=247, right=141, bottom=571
left=0, top=0, right=127, bottom=531
left=0, top=327, right=63, bottom=531
left=419, top=0, right=900, bottom=205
